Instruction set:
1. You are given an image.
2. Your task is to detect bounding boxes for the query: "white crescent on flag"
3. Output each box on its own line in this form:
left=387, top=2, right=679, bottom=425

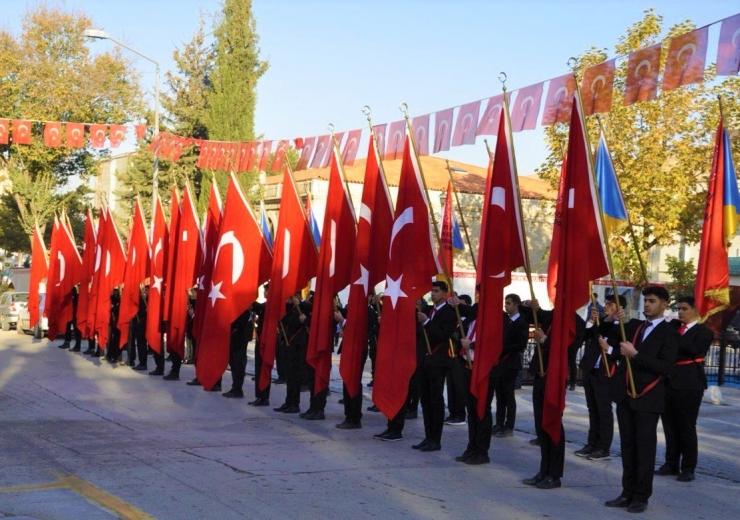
left=328, top=219, right=337, bottom=278
left=214, top=230, right=245, bottom=284
left=56, top=251, right=66, bottom=286
left=389, top=207, right=413, bottom=256
left=282, top=229, right=291, bottom=279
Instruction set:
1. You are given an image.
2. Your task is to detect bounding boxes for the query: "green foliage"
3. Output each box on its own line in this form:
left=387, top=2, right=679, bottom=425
left=664, top=254, right=696, bottom=305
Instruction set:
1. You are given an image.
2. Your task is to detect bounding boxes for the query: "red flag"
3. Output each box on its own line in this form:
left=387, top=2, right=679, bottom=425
left=196, top=141, right=211, bottom=169
left=309, top=135, right=330, bottom=169
left=196, top=174, right=273, bottom=390
left=547, top=156, right=569, bottom=305
left=544, top=96, right=609, bottom=446
left=12, top=120, right=32, bottom=145
left=56, top=216, right=83, bottom=333
left=373, top=128, right=441, bottom=419
left=384, top=120, right=406, bottom=160
left=541, top=74, right=576, bottom=126
left=148, top=132, right=163, bottom=154
left=134, top=124, right=147, bottom=139
left=169, top=136, right=187, bottom=163
left=193, top=179, right=223, bottom=346
left=44, top=122, right=63, bottom=147
left=76, top=209, right=97, bottom=339
left=162, top=187, right=181, bottom=323
left=259, top=165, right=319, bottom=390
left=65, top=123, right=84, bottom=148
left=206, top=141, right=221, bottom=170
left=109, top=125, right=127, bottom=148
left=581, top=59, right=616, bottom=116
left=510, top=83, right=544, bottom=132
left=44, top=218, right=62, bottom=339
left=94, top=209, right=127, bottom=349
left=452, top=100, right=481, bottom=146
left=295, top=137, right=316, bottom=171
left=236, top=142, right=249, bottom=172
left=411, top=115, right=430, bottom=156
left=258, top=140, right=273, bottom=171
left=662, top=27, right=708, bottom=92
left=146, top=193, right=169, bottom=354
left=0, top=119, right=8, bottom=144
left=166, top=184, right=200, bottom=359
left=341, top=130, right=362, bottom=166
left=118, top=200, right=150, bottom=346
left=472, top=111, right=526, bottom=419
left=438, top=181, right=455, bottom=276
left=433, top=108, right=454, bottom=153
left=89, top=124, right=107, bottom=148
left=323, top=133, right=343, bottom=168
left=245, top=141, right=259, bottom=171
left=340, top=136, right=394, bottom=398
left=271, top=140, right=290, bottom=172
left=306, top=146, right=358, bottom=394
left=476, top=94, right=505, bottom=136
left=623, top=43, right=661, bottom=106
left=29, top=224, right=49, bottom=329
left=212, top=142, right=227, bottom=171
left=372, top=124, right=387, bottom=159
left=717, top=14, right=740, bottom=76
left=87, top=209, right=106, bottom=341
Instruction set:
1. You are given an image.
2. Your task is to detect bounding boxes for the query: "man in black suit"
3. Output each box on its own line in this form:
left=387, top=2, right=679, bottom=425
left=601, top=286, right=678, bottom=514
left=411, top=281, right=457, bottom=452
left=492, top=293, right=529, bottom=438
left=656, top=295, right=713, bottom=482
left=249, top=286, right=270, bottom=406
left=273, top=294, right=311, bottom=414
left=444, top=294, right=472, bottom=426
left=575, top=294, right=625, bottom=461
left=221, top=306, right=255, bottom=398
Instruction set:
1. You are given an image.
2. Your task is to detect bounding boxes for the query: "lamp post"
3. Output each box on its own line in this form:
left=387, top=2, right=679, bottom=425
left=83, top=29, right=160, bottom=210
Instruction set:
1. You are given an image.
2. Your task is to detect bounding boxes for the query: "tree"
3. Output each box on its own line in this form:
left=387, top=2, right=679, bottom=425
left=537, top=9, right=740, bottom=284
left=0, top=5, right=143, bottom=252
left=664, top=254, right=696, bottom=305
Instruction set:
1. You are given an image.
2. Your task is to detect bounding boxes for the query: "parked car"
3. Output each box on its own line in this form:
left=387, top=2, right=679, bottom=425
left=0, top=291, right=29, bottom=331
left=17, top=293, right=48, bottom=339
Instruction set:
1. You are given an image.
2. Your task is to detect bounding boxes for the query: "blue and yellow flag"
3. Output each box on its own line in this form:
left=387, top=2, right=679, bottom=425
left=595, top=133, right=628, bottom=236
left=721, top=128, right=740, bottom=240
left=260, top=200, right=274, bottom=249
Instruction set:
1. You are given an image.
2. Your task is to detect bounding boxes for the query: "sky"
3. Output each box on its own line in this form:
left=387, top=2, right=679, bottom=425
left=1, top=0, right=738, bottom=175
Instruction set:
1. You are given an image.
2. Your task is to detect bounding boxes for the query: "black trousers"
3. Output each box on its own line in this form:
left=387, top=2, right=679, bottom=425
left=583, top=371, right=614, bottom=451
left=532, top=376, right=565, bottom=478
left=386, top=375, right=418, bottom=434
left=169, top=351, right=182, bottom=376
left=567, top=343, right=579, bottom=386
left=64, top=320, right=81, bottom=347
left=616, top=401, right=660, bottom=503
left=254, top=340, right=270, bottom=400
left=419, top=363, right=449, bottom=444
left=446, top=356, right=468, bottom=420
left=465, top=369, right=495, bottom=456
left=407, top=366, right=420, bottom=412
left=495, top=369, right=518, bottom=429
left=126, top=321, right=137, bottom=365
left=284, top=343, right=304, bottom=407
left=229, top=338, right=247, bottom=393
left=152, top=350, right=165, bottom=371
left=662, top=387, right=703, bottom=472
left=275, top=333, right=288, bottom=381
left=343, top=345, right=368, bottom=423
left=135, top=321, right=148, bottom=366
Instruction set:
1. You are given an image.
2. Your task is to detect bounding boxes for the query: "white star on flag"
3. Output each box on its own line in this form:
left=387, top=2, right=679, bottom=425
left=353, top=264, right=369, bottom=296
left=152, top=275, right=163, bottom=293
left=384, top=274, right=408, bottom=309
left=208, top=280, right=226, bottom=307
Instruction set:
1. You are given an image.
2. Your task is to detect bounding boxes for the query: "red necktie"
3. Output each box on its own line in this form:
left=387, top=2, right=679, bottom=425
left=678, top=324, right=687, bottom=336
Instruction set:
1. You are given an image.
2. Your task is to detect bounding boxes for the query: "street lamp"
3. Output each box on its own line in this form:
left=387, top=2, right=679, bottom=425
left=83, top=28, right=160, bottom=209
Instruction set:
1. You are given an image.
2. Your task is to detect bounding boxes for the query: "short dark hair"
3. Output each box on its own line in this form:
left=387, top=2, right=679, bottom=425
left=605, top=294, right=627, bottom=308
left=676, top=295, right=696, bottom=308
left=459, top=294, right=472, bottom=305
left=432, top=281, right=449, bottom=293
left=505, top=293, right=521, bottom=305
left=642, top=286, right=670, bottom=302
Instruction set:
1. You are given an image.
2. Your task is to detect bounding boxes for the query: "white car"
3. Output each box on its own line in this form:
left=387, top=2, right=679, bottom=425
left=0, top=291, right=28, bottom=331
left=17, top=293, right=48, bottom=339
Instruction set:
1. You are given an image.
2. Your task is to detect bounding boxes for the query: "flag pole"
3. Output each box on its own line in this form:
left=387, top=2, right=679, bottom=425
left=498, top=73, right=544, bottom=377
left=569, top=58, right=636, bottom=397
left=444, top=160, right=477, bottom=271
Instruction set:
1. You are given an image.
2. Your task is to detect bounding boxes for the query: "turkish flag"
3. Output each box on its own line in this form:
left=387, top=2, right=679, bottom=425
left=452, top=100, right=481, bottom=146
left=372, top=124, right=387, bottom=159
left=170, top=136, right=188, bottom=163
left=29, top=224, right=49, bottom=329
left=373, top=130, right=441, bottom=419
left=384, top=120, right=406, bottom=160
left=323, top=133, right=344, bottom=168
left=663, top=27, right=708, bottom=92
left=510, top=83, right=544, bottom=132
left=206, top=141, right=221, bottom=170
left=162, top=187, right=180, bottom=323
left=94, top=208, right=127, bottom=349
left=245, top=141, right=260, bottom=171
left=476, top=94, right=506, bottom=136
left=57, top=217, right=83, bottom=334
left=717, top=14, right=740, bottom=76
left=134, top=124, right=147, bottom=139
left=258, top=140, right=273, bottom=171
left=271, top=140, right=290, bottom=172
left=196, top=141, right=211, bottom=169
left=65, top=123, right=84, bottom=148
left=623, top=43, right=661, bottom=106
left=471, top=112, right=526, bottom=419
left=109, top=125, right=127, bottom=148
left=44, top=122, right=63, bottom=147
left=166, top=184, right=200, bottom=359
left=438, top=182, right=455, bottom=276
left=306, top=146, right=358, bottom=394
left=148, top=132, right=163, bottom=153
left=541, top=74, right=576, bottom=126
left=197, top=173, right=273, bottom=390
left=212, top=142, right=227, bottom=171
left=12, top=120, right=32, bottom=145
left=544, top=96, right=609, bottom=446
left=341, top=130, right=362, bottom=166
left=259, top=164, right=319, bottom=390
left=236, top=142, right=250, bottom=172
left=89, top=124, right=107, bottom=148
left=86, top=209, right=106, bottom=341
left=581, top=59, right=616, bottom=116
left=76, top=209, right=97, bottom=339
left=44, top=218, right=62, bottom=339
left=192, top=179, right=223, bottom=348
left=146, top=193, right=169, bottom=354
left=411, top=114, right=430, bottom=156
left=433, top=108, right=454, bottom=153
left=118, top=200, right=150, bottom=346
left=340, top=136, right=394, bottom=398
left=547, top=156, right=568, bottom=305
left=295, top=137, right=316, bottom=171
left=309, top=135, right=330, bottom=169
left=0, top=119, right=8, bottom=144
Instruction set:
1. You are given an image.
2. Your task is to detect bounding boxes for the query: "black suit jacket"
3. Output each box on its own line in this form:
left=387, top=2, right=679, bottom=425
left=493, top=312, right=529, bottom=374
left=418, top=301, right=457, bottom=368
left=667, top=320, right=713, bottom=391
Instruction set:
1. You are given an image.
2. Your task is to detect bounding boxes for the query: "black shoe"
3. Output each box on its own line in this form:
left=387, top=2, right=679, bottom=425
left=411, top=439, right=429, bottom=450
left=70, top=346, right=81, bottom=352
left=208, top=385, right=222, bottom=392
left=379, top=431, right=403, bottom=442
left=251, top=376, right=256, bottom=381
left=367, top=405, right=380, bottom=412
left=455, top=450, right=474, bottom=463
left=148, top=369, right=164, bottom=376
left=655, top=464, right=679, bottom=476
left=248, top=398, right=270, bottom=406
left=373, top=429, right=390, bottom=439
left=495, top=428, right=513, bottom=438
left=338, top=398, right=345, bottom=404
left=568, top=384, right=576, bottom=391
left=163, top=372, right=180, bottom=381
left=304, top=411, right=325, bottom=420
left=419, top=442, right=441, bottom=452
left=536, top=476, right=561, bottom=489
left=523, top=473, right=545, bottom=486
left=186, top=378, right=201, bottom=386
left=90, top=351, right=101, bottom=358
left=574, top=445, right=595, bottom=458
left=587, top=449, right=611, bottom=461
left=529, top=437, right=540, bottom=446
left=605, top=496, right=632, bottom=508
left=465, top=453, right=490, bottom=465
left=677, top=471, right=695, bottom=482
left=367, top=380, right=373, bottom=387
left=336, top=420, right=361, bottom=430
left=282, top=406, right=300, bottom=414
left=273, top=378, right=286, bottom=385
left=82, top=348, right=94, bottom=355
left=299, top=410, right=313, bottom=418
left=404, top=410, right=418, bottom=420
left=132, top=364, right=148, bottom=371
left=444, top=416, right=466, bottom=426
left=223, top=390, right=244, bottom=398
left=273, top=403, right=289, bottom=412
left=58, top=342, right=70, bottom=349
left=627, top=501, right=647, bottom=514
left=491, top=424, right=504, bottom=435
